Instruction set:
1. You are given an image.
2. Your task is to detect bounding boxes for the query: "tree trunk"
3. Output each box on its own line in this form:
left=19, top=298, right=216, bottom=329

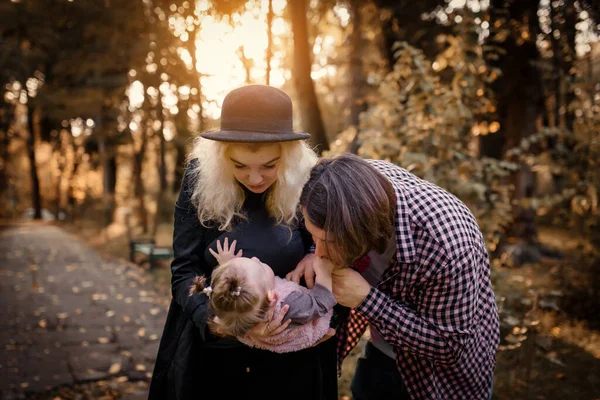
left=563, top=1, right=577, bottom=131
left=288, top=0, right=329, bottom=153
left=374, top=0, right=449, bottom=70
left=54, top=130, right=66, bottom=219
left=0, top=101, right=13, bottom=199
left=265, top=0, right=274, bottom=85
left=98, top=126, right=116, bottom=227
left=173, top=25, right=202, bottom=193
left=550, top=1, right=562, bottom=128
left=486, top=0, right=550, bottom=264
left=347, top=0, right=365, bottom=154
left=133, top=128, right=148, bottom=233
left=26, top=105, right=42, bottom=220
left=157, top=104, right=167, bottom=192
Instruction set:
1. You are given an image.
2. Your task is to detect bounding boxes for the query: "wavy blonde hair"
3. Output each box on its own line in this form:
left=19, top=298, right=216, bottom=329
left=187, top=137, right=318, bottom=231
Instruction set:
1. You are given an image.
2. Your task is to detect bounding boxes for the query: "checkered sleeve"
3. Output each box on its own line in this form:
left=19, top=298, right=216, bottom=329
left=356, top=248, right=481, bottom=366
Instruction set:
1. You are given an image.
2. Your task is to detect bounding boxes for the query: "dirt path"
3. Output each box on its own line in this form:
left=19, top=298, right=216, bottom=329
left=0, top=222, right=169, bottom=399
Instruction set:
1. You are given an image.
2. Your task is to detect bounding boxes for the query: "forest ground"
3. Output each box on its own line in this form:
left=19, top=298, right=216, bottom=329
left=35, top=212, right=600, bottom=399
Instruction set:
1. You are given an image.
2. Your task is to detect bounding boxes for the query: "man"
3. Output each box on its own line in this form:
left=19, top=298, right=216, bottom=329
left=289, top=153, right=499, bottom=400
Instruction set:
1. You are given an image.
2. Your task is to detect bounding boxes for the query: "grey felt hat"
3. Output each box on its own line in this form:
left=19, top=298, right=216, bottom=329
left=199, top=85, right=311, bottom=143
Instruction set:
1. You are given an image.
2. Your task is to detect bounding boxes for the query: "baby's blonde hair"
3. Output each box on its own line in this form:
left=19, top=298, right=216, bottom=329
left=190, top=259, right=271, bottom=337
left=187, top=137, right=318, bottom=231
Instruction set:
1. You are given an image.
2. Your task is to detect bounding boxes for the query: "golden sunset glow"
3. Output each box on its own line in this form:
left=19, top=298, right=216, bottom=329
left=126, top=0, right=346, bottom=124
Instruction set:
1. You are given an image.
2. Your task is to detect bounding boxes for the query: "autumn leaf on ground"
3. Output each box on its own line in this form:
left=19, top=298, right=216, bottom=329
left=108, top=362, right=121, bottom=374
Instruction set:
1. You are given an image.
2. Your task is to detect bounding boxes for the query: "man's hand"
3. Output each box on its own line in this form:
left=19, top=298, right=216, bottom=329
left=286, top=253, right=318, bottom=288
left=332, top=267, right=371, bottom=308
left=208, top=237, right=243, bottom=265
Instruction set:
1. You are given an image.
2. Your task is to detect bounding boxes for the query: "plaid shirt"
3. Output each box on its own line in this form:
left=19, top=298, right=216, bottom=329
left=336, top=160, right=499, bottom=400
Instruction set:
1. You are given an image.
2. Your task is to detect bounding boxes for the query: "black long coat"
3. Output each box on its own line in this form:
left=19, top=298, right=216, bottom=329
left=148, top=163, right=338, bottom=400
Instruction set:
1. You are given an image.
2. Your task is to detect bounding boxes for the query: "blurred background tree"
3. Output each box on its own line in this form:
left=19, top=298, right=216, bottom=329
left=1, top=0, right=598, bottom=269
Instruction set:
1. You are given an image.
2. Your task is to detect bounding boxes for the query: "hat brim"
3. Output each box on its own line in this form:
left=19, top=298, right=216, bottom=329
left=200, top=130, right=311, bottom=143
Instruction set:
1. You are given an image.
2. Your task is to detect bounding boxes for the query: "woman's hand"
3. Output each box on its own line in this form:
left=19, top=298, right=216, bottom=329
left=286, top=253, right=318, bottom=288
left=208, top=237, right=243, bottom=265
left=246, top=297, right=291, bottom=339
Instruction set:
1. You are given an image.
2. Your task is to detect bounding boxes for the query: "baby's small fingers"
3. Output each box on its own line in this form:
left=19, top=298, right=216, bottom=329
left=236, top=249, right=243, bottom=257
left=223, top=237, right=229, bottom=250
left=273, top=304, right=289, bottom=324
left=208, top=248, right=217, bottom=258
left=229, top=239, right=237, bottom=252
left=271, top=319, right=291, bottom=335
left=216, top=240, right=223, bottom=253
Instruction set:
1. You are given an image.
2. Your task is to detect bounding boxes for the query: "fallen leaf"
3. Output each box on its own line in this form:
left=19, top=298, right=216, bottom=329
left=108, top=362, right=121, bottom=374
left=38, top=319, right=47, bottom=328
left=138, top=328, right=146, bottom=337
left=503, top=315, right=519, bottom=326
left=135, top=364, right=146, bottom=371
left=97, top=337, right=110, bottom=344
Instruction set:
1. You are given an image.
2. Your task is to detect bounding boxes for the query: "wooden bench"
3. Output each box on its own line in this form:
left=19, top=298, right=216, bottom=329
left=129, top=238, right=173, bottom=270
left=125, top=211, right=173, bottom=270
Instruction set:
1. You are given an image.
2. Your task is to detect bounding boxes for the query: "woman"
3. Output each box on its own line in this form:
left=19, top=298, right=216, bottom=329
left=148, top=85, right=337, bottom=400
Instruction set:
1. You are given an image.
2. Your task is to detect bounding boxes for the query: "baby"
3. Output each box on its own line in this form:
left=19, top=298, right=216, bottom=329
left=190, top=239, right=336, bottom=353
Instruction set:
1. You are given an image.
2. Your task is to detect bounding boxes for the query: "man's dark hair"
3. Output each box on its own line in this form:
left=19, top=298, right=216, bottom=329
left=300, top=153, right=396, bottom=265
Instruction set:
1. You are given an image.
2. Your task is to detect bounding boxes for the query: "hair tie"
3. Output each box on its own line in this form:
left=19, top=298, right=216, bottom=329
left=202, top=286, right=213, bottom=296
left=231, top=286, right=241, bottom=296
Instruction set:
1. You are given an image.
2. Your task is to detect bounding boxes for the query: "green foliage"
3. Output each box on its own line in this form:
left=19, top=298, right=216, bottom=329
left=327, top=19, right=517, bottom=256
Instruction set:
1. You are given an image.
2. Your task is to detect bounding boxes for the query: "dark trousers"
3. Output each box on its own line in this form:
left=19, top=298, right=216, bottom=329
left=350, top=342, right=410, bottom=400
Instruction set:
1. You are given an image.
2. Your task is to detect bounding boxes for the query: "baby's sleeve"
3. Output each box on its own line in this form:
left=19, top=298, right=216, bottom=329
left=282, top=284, right=336, bottom=325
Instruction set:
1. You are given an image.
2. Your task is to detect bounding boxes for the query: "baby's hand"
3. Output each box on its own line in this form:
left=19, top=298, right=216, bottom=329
left=313, top=256, right=335, bottom=276
left=209, top=237, right=243, bottom=265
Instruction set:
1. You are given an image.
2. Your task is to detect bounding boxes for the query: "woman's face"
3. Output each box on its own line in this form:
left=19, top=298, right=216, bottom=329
left=227, top=143, right=281, bottom=194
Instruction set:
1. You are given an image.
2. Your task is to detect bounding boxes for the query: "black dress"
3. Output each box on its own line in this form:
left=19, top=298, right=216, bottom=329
left=149, top=162, right=338, bottom=400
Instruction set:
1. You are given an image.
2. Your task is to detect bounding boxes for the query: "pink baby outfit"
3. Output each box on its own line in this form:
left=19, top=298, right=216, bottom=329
left=239, top=277, right=334, bottom=353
